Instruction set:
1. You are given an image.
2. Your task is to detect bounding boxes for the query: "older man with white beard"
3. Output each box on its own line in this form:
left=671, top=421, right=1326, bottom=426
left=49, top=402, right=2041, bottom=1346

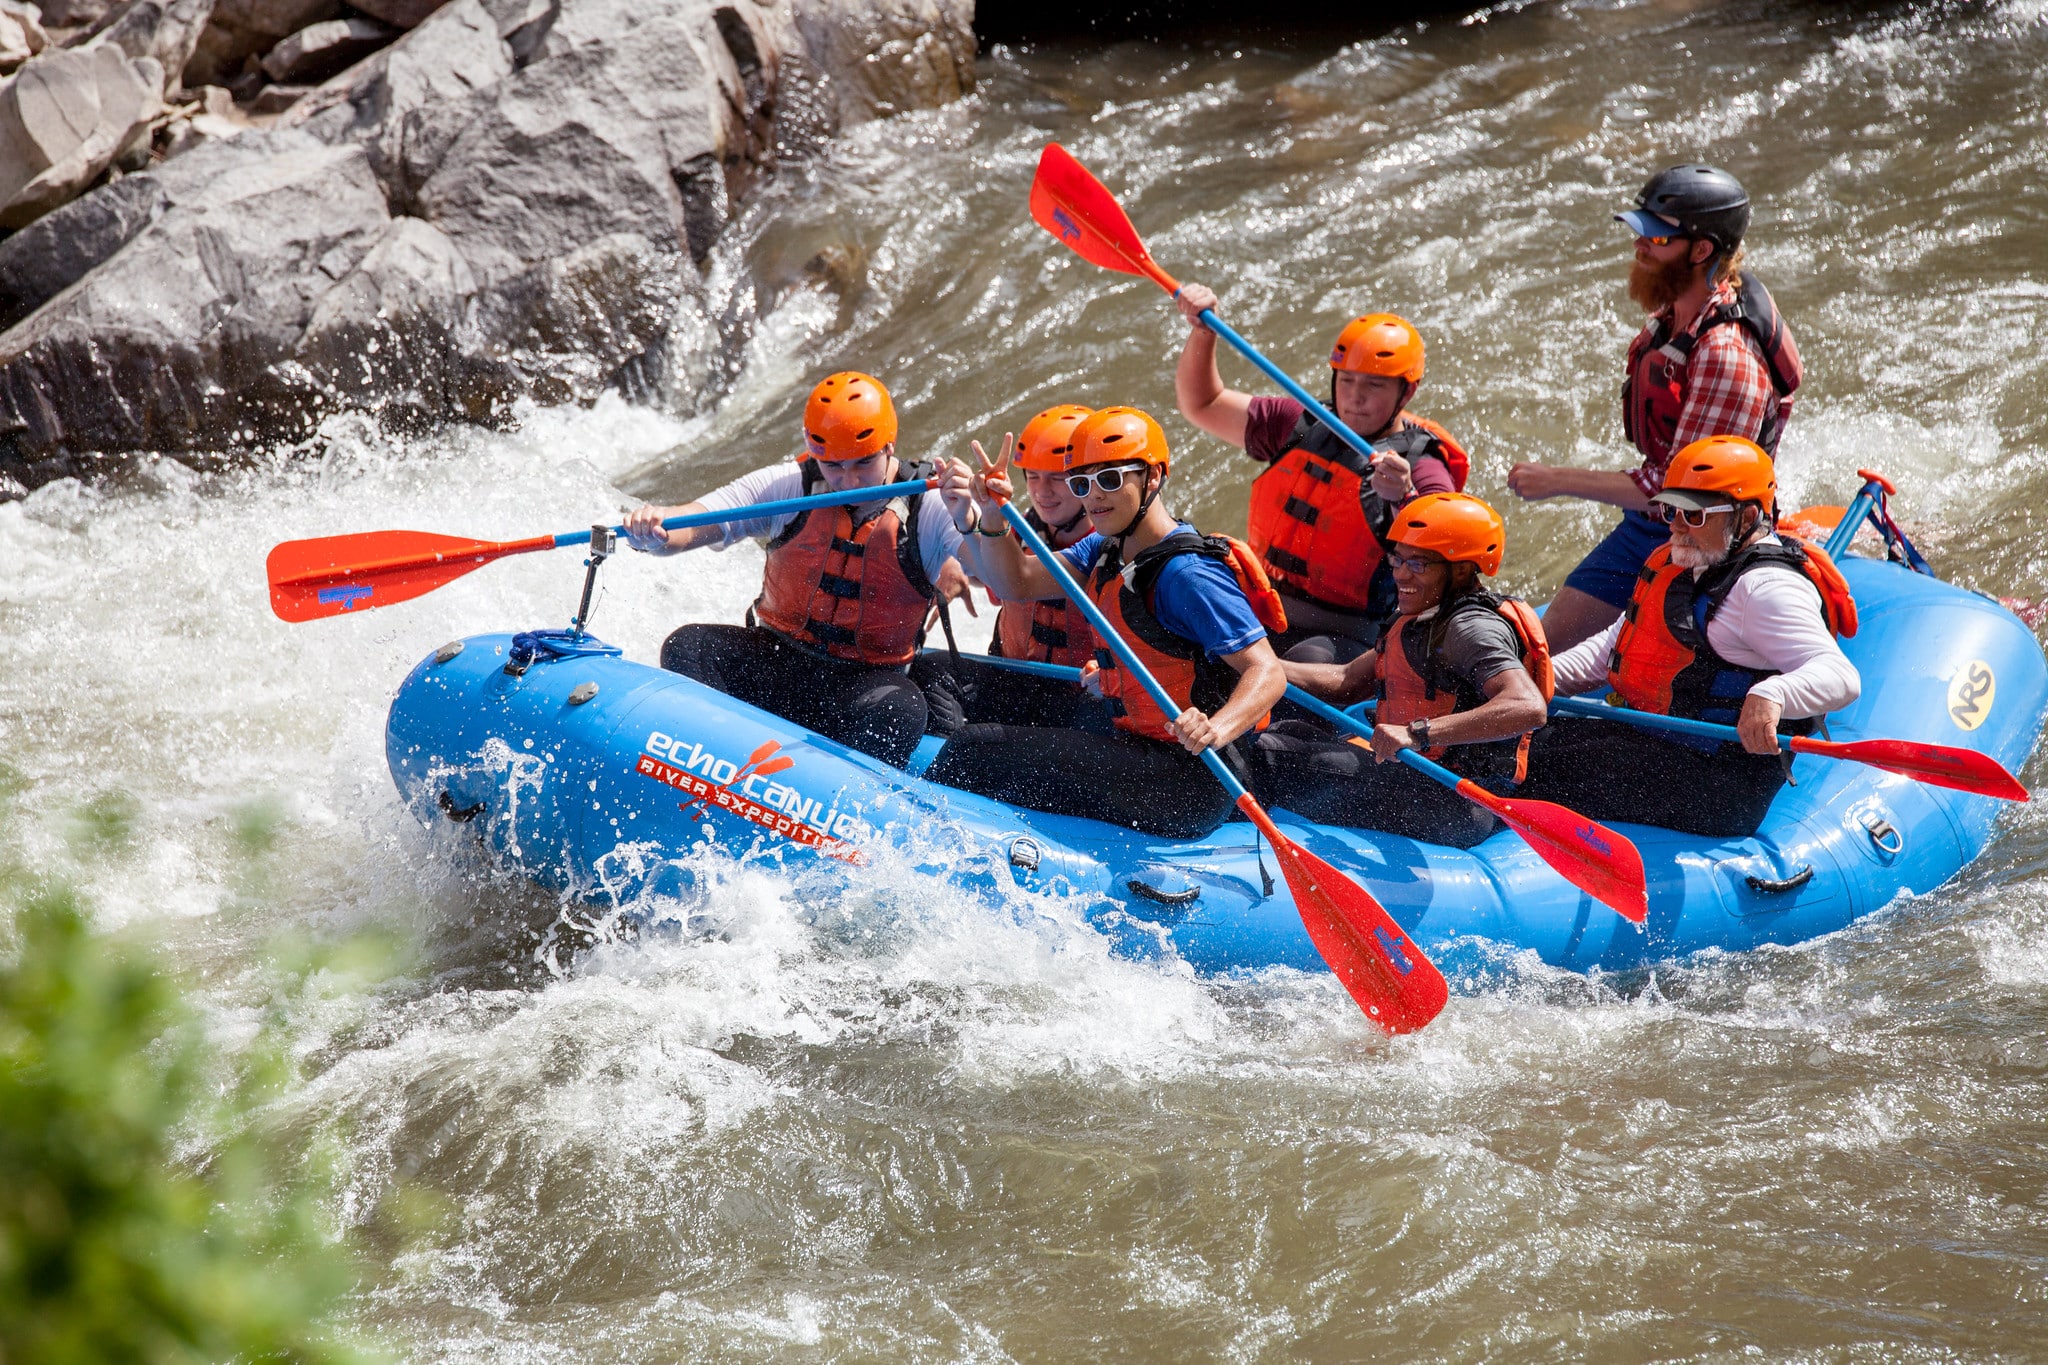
left=1516, top=436, right=1859, bottom=839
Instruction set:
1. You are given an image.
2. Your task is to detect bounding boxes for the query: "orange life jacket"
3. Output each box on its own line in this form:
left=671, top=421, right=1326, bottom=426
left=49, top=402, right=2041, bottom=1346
left=751, top=460, right=939, bottom=667
left=1375, top=592, right=1553, bottom=783
left=1606, top=533, right=1855, bottom=735
left=1246, top=410, right=1471, bottom=620
left=1089, top=530, right=1289, bottom=745
left=992, top=506, right=1096, bottom=668
left=1622, top=270, right=1802, bottom=469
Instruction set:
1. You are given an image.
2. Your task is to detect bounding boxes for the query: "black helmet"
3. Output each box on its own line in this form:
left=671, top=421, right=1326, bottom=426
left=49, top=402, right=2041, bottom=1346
left=1615, top=164, right=1750, bottom=254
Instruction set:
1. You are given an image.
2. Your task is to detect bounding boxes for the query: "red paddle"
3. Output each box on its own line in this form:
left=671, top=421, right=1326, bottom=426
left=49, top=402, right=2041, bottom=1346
left=1788, top=734, right=2030, bottom=801
left=1030, top=143, right=1182, bottom=291
left=267, top=529, right=557, bottom=622
left=1283, top=686, right=1648, bottom=922
left=1550, top=697, right=2029, bottom=802
left=991, top=488, right=1448, bottom=1033
left=266, top=478, right=940, bottom=623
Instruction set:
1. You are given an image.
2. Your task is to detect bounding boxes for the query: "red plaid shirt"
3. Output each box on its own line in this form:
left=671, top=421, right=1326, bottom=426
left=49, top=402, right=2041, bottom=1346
left=1629, top=280, right=1789, bottom=497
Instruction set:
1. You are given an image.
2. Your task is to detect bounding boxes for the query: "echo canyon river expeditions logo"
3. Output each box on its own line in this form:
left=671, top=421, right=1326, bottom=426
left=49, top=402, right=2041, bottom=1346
left=636, top=732, right=866, bottom=864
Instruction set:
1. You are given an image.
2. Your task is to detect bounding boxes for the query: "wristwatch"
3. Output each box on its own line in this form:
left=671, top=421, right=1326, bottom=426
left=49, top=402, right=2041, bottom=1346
left=1407, top=718, right=1432, bottom=749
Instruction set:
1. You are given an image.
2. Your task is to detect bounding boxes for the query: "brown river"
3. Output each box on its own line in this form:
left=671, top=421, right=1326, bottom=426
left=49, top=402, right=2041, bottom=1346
left=4, top=0, right=2047, bottom=1357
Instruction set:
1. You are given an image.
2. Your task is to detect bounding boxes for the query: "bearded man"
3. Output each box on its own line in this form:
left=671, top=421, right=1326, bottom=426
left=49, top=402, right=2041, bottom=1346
left=1515, top=437, right=1858, bottom=839
left=1508, top=164, right=1802, bottom=651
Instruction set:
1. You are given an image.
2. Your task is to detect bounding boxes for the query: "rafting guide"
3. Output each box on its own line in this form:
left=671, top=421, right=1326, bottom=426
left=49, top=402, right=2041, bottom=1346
left=1509, top=163, right=1803, bottom=652
left=263, top=138, right=2031, bottom=1045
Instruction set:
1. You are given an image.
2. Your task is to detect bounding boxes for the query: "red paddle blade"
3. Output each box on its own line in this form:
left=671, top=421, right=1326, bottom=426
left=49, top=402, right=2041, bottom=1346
left=754, top=756, right=795, bottom=777
left=1795, top=736, right=2030, bottom=801
left=1030, top=143, right=1177, bottom=289
left=1461, top=783, right=1648, bottom=923
left=743, top=740, right=782, bottom=768
left=266, top=529, right=552, bottom=623
left=1239, top=796, right=1447, bottom=1033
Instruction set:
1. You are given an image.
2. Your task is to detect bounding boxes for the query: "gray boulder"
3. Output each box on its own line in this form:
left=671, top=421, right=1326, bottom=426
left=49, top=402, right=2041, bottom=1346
left=0, top=132, right=392, bottom=483
left=0, top=2, right=49, bottom=74
left=347, top=0, right=443, bottom=29
left=259, top=15, right=394, bottom=82
left=34, top=0, right=111, bottom=24
left=0, top=169, right=165, bottom=331
left=0, top=0, right=977, bottom=494
left=89, top=0, right=216, bottom=93
left=0, top=43, right=161, bottom=228
left=182, top=0, right=337, bottom=87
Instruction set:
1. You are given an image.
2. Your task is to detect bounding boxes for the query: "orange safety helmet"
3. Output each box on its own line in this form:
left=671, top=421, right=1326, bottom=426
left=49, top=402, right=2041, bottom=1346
left=1330, top=313, right=1426, bottom=384
left=802, top=371, right=898, bottom=461
left=1656, top=435, right=1776, bottom=509
left=1065, top=406, right=1170, bottom=475
left=1388, top=492, right=1505, bottom=576
left=1011, top=404, right=1093, bottom=473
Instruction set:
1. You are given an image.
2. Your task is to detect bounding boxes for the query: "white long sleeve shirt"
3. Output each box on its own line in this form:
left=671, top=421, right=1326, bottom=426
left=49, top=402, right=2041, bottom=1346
left=1551, top=535, right=1861, bottom=719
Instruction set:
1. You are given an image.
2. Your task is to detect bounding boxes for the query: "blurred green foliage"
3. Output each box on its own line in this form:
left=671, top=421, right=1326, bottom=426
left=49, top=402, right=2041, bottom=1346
left=0, top=780, right=376, bottom=1365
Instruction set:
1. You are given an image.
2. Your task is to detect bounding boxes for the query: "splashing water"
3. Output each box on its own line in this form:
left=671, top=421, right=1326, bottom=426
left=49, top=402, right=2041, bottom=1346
left=5, top=2, right=2048, bottom=1357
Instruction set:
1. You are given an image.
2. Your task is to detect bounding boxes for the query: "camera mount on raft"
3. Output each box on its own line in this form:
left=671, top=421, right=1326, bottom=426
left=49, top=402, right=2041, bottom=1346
left=570, top=524, right=614, bottom=637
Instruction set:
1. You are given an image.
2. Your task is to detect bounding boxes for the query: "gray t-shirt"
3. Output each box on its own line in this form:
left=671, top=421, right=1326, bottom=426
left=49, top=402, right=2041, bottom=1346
left=1406, top=600, right=1527, bottom=694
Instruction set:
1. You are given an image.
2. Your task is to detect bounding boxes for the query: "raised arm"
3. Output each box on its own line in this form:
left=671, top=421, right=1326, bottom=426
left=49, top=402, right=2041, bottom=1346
left=1504, top=464, right=1653, bottom=513
left=1174, top=282, right=1253, bottom=447
left=939, top=441, right=1063, bottom=602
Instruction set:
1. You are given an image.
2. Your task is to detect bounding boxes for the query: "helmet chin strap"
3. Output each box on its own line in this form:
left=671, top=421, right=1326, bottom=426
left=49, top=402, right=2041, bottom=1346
left=1731, top=502, right=1767, bottom=553
left=1111, top=468, right=1164, bottom=546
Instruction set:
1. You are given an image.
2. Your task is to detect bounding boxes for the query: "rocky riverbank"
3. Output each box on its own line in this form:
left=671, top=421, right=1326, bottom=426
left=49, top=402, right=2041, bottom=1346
left=0, top=0, right=974, bottom=496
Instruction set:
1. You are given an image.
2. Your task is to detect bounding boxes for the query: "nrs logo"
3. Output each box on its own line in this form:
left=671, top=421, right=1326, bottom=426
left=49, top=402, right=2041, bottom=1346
left=1947, top=660, right=1995, bottom=731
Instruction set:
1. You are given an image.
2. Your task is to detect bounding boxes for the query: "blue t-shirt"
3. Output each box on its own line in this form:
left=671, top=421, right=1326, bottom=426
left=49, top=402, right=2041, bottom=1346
left=1059, top=525, right=1267, bottom=660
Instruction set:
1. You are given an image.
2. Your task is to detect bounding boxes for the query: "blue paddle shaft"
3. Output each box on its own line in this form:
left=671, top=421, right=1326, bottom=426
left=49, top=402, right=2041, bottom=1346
left=551, top=478, right=936, bottom=548
left=997, top=503, right=1249, bottom=799
left=1276, top=682, right=1465, bottom=793
left=1550, top=694, right=1787, bottom=752
left=1195, top=307, right=1381, bottom=464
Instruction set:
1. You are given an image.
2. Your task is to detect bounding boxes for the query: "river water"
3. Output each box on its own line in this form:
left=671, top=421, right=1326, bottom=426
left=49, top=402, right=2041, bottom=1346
left=5, top=0, right=2048, bottom=1357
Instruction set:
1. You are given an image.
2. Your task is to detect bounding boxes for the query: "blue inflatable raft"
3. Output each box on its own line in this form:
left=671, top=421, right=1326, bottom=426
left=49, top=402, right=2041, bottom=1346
left=385, top=525, right=2045, bottom=979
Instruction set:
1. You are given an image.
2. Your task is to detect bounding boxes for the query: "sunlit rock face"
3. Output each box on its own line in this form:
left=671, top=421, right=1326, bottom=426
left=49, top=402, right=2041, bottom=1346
left=0, top=0, right=976, bottom=497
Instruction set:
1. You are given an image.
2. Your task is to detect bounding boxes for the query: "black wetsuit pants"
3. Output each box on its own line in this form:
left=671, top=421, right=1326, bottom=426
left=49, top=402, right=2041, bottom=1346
left=909, top=652, right=1114, bottom=737
left=1516, top=714, right=1789, bottom=839
left=1252, top=720, right=1505, bottom=848
left=660, top=623, right=928, bottom=768
left=925, top=724, right=1252, bottom=839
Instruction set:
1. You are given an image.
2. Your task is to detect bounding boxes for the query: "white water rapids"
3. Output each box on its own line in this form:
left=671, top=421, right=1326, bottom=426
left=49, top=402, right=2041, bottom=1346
left=5, top=1, right=2048, bottom=1356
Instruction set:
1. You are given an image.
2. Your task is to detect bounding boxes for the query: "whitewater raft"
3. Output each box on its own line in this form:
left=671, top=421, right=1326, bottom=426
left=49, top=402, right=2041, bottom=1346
left=386, top=546, right=2044, bottom=977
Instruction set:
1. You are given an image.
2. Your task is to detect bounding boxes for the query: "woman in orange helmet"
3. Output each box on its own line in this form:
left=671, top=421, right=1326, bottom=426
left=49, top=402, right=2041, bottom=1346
left=927, top=407, right=1288, bottom=838
left=623, top=371, right=969, bottom=767
left=1174, top=284, right=1472, bottom=665
left=1519, top=436, right=1859, bottom=838
left=1254, top=494, right=1552, bottom=846
left=912, top=404, right=1111, bottom=735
